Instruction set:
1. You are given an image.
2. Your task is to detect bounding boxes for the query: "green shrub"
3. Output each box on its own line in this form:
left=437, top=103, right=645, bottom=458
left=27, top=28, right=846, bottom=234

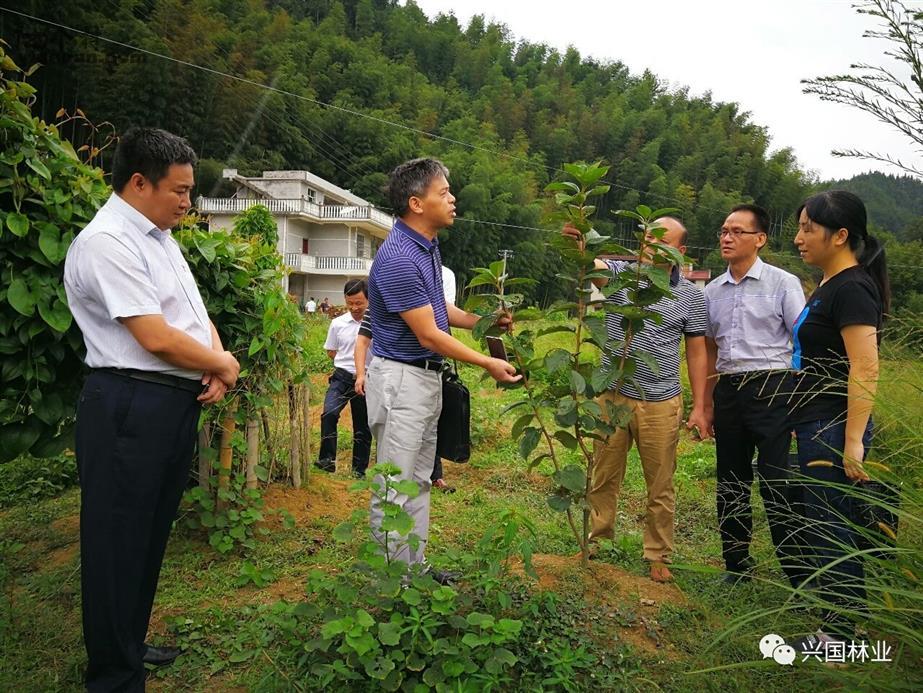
left=0, top=47, right=108, bottom=461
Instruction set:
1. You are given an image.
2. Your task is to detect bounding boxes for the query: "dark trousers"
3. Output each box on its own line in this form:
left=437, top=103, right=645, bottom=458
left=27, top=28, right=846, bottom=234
left=319, top=368, right=372, bottom=475
left=795, top=418, right=873, bottom=634
left=76, top=371, right=200, bottom=692
left=431, top=455, right=443, bottom=481
left=714, top=371, right=804, bottom=584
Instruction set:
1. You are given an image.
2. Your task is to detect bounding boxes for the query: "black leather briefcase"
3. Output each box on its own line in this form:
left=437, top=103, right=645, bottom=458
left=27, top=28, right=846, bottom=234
left=436, top=365, right=470, bottom=462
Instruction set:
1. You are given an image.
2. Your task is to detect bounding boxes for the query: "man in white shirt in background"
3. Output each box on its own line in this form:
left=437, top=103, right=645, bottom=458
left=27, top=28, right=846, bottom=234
left=305, top=296, right=317, bottom=316
left=316, top=279, right=372, bottom=477
left=432, top=265, right=457, bottom=491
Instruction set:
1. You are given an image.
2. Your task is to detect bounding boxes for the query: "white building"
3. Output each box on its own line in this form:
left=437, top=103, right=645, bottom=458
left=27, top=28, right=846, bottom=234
left=197, top=169, right=392, bottom=306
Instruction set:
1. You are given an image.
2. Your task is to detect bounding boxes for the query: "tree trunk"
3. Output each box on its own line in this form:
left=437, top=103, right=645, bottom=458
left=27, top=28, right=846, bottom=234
left=245, top=417, right=259, bottom=490
left=216, top=399, right=238, bottom=511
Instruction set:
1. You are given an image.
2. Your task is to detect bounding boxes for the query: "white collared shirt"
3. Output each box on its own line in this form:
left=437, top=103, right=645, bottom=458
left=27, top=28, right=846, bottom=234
left=704, top=256, right=806, bottom=373
left=324, top=311, right=366, bottom=373
left=64, top=193, right=212, bottom=379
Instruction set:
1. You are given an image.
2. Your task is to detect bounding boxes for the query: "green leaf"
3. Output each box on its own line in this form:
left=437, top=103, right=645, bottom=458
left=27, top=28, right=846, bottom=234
left=380, top=513, right=414, bottom=536
left=591, top=364, right=615, bottom=393
left=554, top=464, right=586, bottom=493
left=26, top=157, right=51, bottom=180
left=569, top=369, right=586, bottom=394
left=401, top=588, right=422, bottom=606
left=471, top=315, right=495, bottom=341
left=485, top=647, right=518, bottom=674
left=510, top=412, right=534, bottom=440
left=355, top=609, right=375, bottom=628
left=391, top=480, right=421, bottom=498
left=332, top=521, right=355, bottom=542
left=554, top=398, right=578, bottom=427
left=544, top=348, right=570, bottom=374
left=547, top=494, right=571, bottom=512
left=553, top=430, right=578, bottom=449
left=38, top=299, right=72, bottom=332
left=518, top=427, right=540, bottom=459
left=465, top=274, right=497, bottom=289
left=634, top=350, right=661, bottom=378
left=378, top=621, right=402, bottom=646
left=0, top=421, right=42, bottom=463
left=7, top=278, right=35, bottom=316
left=38, top=225, right=62, bottom=262
left=6, top=212, right=29, bottom=237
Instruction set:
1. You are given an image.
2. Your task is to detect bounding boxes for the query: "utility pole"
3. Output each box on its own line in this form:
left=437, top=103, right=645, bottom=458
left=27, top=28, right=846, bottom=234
left=498, top=249, right=514, bottom=299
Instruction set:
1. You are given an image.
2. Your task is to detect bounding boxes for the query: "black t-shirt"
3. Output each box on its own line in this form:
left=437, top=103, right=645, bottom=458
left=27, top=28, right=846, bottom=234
left=789, top=266, right=881, bottom=424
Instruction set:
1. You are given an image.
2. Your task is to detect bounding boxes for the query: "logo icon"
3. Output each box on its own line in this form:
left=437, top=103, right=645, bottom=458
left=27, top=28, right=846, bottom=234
left=760, top=633, right=795, bottom=665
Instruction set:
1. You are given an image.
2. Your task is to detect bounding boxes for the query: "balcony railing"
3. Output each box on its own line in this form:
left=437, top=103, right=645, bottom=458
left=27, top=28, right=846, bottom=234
left=196, top=196, right=392, bottom=230
left=284, top=253, right=373, bottom=274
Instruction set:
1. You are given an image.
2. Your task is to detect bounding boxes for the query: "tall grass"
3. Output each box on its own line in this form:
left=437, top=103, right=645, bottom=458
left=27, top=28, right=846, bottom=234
left=709, top=351, right=922, bottom=689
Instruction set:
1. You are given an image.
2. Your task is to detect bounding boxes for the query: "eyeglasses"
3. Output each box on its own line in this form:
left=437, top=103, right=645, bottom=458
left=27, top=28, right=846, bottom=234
left=717, top=229, right=762, bottom=239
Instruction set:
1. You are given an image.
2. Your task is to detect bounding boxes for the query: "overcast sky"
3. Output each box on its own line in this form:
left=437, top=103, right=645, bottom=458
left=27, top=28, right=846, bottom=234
left=414, top=0, right=917, bottom=181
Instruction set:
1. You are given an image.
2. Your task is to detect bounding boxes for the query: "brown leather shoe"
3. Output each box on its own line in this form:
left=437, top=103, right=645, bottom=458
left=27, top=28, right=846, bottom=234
left=650, top=561, right=673, bottom=583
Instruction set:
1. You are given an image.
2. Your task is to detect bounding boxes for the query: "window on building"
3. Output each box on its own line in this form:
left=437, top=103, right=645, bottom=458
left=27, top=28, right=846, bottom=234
left=304, top=188, right=317, bottom=202
left=356, top=233, right=365, bottom=258
left=302, top=238, right=310, bottom=254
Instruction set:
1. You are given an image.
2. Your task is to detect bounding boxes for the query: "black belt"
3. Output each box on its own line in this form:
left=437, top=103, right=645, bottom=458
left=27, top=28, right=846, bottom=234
left=333, top=367, right=356, bottom=381
left=92, top=367, right=204, bottom=394
left=723, top=369, right=790, bottom=387
left=383, top=356, right=444, bottom=372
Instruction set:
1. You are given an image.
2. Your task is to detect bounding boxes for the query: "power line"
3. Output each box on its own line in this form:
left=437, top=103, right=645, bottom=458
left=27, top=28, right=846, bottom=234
left=3, top=5, right=792, bottom=221
left=5, top=4, right=921, bottom=268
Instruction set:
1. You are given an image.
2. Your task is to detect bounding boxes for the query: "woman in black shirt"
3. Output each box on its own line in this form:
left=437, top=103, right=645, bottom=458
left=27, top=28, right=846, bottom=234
left=790, top=190, right=890, bottom=649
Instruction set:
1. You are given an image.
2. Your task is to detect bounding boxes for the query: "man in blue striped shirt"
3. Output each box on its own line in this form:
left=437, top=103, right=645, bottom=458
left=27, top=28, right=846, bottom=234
left=365, top=158, right=520, bottom=571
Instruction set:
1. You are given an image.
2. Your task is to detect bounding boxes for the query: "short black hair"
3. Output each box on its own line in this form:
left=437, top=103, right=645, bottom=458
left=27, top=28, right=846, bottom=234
left=729, top=203, right=770, bottom=234
left=386, top=158, right=450, bottom=216
left=344, top=278, right=367, bottom=297
left=111, top=127, right=198, bottom=193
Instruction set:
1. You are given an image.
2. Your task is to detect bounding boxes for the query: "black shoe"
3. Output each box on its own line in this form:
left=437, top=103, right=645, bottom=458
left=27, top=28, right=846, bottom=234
left=314, top=460, right=336, bottom=473
left=423, top=566, right=460, bottom=586
left=722, top=557, right=755, bottom=585
left=142, top=644, right=182, bottom=667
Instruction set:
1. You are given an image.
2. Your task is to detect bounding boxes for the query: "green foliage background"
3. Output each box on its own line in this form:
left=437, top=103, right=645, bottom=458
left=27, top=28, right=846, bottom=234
left=3, top=0, right=817, bottom=304
left=0, top=47, right=108, bottom=461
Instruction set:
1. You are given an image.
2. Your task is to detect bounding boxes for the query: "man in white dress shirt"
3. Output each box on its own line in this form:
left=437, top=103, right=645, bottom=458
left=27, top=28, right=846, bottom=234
left=315, top=278, right=372, bottom=476
left=703, top=203, right=807, bottom=587
left=64, top=128, right=239, bottom=692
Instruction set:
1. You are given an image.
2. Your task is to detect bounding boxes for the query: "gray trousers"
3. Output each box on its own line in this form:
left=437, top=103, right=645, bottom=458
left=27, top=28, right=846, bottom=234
left=365, top=356, right=442, bottom=565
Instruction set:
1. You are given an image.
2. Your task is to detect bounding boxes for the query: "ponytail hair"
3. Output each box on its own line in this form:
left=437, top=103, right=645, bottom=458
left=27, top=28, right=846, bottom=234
left=860, top=233, right=890, bottom=315
left=796, top=190, right=891, bottom=315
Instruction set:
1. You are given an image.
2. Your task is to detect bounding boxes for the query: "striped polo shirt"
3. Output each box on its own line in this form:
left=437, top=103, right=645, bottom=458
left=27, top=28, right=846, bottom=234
left=367, top=219, right=449, bottom=361
left=601, top=260, right=707, bottom=401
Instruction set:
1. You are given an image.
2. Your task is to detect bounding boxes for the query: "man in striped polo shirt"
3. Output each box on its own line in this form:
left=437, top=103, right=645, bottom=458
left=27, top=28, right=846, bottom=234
left=563, top=218, right=709, bottom=582
left=366, top=158, right=520, bottom=571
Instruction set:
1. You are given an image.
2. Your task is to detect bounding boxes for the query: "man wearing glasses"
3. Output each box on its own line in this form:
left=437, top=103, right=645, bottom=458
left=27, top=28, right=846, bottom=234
left=702, top=204, right=807, bottom=588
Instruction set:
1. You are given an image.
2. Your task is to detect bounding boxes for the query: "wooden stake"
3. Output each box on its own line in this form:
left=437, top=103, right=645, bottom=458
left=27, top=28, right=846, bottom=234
left=288, top=384, right=301, bottom=489
left=197, top=422, right=211, bottom=491
left=216, top=398, right=238, bottom=511
left=245, top=417, right=259, bottom=490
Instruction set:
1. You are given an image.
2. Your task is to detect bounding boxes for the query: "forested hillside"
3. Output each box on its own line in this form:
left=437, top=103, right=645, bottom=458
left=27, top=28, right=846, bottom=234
left=2, top=0, right=821, bottom=299
left=826, top=172, right=923, bottom=241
